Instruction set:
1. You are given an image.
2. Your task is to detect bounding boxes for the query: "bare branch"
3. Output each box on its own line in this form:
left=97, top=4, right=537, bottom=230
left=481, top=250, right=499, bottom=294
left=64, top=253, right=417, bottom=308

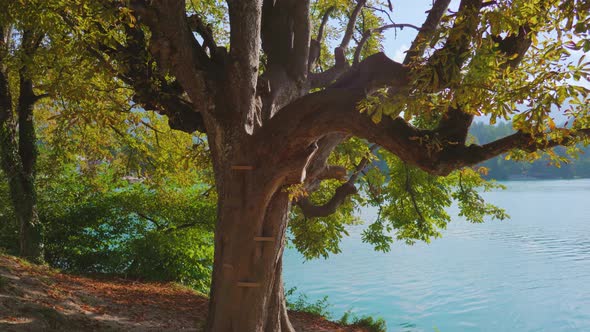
left=317, top=165, right=348, bottom=181
left=309, top=6, right=335, bottom=70
left=317, top=7, right=334, bottom=44
left=364, top=5, right=395, bottom=25
left=340, top=0, right=367, bottom=50
left=187, top=14, right=218, bottom=56
left=297, top=144, right=376, bottom=218
left=354, top=23, right=420, bottom=64
left=297, top=182, right=357, bottom=218
left=308, top=0, right=370, bottom=88
left=164, top=220, right=210, bottom=233
left=404, top=164, right=426, bottom=226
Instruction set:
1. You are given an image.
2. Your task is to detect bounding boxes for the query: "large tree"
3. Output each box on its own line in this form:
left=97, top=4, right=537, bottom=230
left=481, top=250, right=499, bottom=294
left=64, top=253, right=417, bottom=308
left=45, top=0, right=590, bottom=330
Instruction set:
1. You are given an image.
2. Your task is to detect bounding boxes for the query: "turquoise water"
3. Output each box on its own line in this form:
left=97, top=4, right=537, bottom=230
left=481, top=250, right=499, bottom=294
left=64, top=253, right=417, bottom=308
left=283, top=180, right=590, bottom=331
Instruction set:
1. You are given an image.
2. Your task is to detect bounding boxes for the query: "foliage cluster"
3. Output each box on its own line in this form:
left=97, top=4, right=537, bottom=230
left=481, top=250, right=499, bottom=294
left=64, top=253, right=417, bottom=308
left=0, top=95, right=217, bottom=292
left=285, top=286, right=333, bottom=319
left=291, top=137, right=508, bottom=259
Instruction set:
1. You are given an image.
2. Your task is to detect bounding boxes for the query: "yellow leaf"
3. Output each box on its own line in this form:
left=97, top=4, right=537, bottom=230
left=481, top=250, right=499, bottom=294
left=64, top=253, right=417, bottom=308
left=477, top=166, right=489, bottom=176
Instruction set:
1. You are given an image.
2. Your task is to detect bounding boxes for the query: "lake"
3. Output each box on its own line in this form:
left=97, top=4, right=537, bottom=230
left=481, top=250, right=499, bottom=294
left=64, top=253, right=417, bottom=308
left=283, top=179, right=590, bottom=331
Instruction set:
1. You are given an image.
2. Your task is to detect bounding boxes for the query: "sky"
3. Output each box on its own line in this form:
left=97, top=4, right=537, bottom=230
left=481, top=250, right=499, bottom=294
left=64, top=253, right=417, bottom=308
left=380, top=0, right=460, bottom=61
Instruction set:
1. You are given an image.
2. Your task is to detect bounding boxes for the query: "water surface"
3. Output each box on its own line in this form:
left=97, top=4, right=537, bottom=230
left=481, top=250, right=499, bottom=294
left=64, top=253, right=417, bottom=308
left=283, top=180, right=590, bottom=331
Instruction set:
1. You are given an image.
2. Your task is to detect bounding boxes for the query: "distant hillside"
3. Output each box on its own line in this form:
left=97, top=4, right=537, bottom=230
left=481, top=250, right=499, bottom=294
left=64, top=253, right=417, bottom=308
left=469, top=122, right=590, bottom=180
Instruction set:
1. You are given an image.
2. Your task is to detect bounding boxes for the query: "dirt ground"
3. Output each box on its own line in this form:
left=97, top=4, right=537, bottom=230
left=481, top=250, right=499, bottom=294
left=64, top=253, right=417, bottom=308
left=0, top=254, right=367, bottom=331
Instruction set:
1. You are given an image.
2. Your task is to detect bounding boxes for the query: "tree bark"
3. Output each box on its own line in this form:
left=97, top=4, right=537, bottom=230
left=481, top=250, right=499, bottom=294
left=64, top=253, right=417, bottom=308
left=14, top=175, right=43, bottom=262
left=206, top=158, right=295, bottom=332
left=0, top=109, right=43, bottom=263
left=0, top=30, right=44, bottom=263
left=0, top=119, right=43, bottom=263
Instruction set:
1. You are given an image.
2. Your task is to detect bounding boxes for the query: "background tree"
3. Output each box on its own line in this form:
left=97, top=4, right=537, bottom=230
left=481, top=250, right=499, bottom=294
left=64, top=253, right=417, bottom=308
left=17, top=0, right=590, bottom=331
left=0, top=2, right=50, bottom=262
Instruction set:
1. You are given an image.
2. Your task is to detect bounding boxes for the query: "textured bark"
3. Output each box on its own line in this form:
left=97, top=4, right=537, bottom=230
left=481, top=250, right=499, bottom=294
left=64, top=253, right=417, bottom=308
left=0, top=30, right=43, bottom=263
left=205, top=149, right=295, bottom=332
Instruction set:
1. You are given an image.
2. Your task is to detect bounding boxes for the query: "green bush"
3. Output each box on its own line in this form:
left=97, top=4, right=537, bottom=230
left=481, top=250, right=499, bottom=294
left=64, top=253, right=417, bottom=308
left=339, top=310, right=387, bottom=332
left=285, top=287, right=332, bottom=318
left=1, top=165, right=217, bottom=293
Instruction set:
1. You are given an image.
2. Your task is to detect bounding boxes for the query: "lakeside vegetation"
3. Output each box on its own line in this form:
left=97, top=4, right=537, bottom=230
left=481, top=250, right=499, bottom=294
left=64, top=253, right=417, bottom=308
left=470, top=122, right=590, bottom=180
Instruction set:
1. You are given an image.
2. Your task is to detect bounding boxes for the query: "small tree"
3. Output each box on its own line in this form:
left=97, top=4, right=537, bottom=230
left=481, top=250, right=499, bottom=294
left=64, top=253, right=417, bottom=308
left=25, top=0, right=590, bottom=330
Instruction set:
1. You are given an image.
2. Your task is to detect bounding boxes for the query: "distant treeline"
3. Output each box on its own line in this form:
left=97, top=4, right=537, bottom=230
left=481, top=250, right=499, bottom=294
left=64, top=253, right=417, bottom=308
left=469, top=122, right=590, bottom=180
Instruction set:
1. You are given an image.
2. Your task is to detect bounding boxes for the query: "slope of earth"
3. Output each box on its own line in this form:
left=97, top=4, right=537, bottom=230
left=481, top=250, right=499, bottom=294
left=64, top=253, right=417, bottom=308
left=0, top=254, right=368, bottom=331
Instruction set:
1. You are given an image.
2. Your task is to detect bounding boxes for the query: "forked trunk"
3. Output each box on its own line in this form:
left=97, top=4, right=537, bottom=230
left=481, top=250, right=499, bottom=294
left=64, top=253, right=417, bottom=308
left=206, top=165, right=295, bottom=332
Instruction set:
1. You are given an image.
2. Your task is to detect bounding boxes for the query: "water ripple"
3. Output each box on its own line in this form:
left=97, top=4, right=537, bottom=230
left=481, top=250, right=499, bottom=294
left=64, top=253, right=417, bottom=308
left=284, top=180, right=590, bottom=331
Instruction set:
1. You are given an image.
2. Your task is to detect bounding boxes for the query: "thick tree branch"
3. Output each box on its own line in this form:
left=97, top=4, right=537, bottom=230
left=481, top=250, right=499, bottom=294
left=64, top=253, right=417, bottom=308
left=266, top=52, right=590, bottom=177
left=316, top=165, right=348, bottom=182
left=435, top=25, right=532, bottom=144
left=427, top=0, right=484, bottom=87
left=492, top=25, right=533, bottom=69
left=60, top=1, right=209, bottom=133
left=403, top=0, right=451, bottom=65
left=261, top=0, right=311, bottom=84
left=226, top=0, right=264, bottom=131
left=91, top=22, right=207, bottom=133
left=129, top=0, right=214, bottom=122
left=308, top=64, right=350, bottom=89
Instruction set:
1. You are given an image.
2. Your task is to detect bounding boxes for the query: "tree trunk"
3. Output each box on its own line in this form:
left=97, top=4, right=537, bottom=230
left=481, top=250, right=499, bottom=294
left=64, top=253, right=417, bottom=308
left=206, top=164, right=295, bottom=332
left=15, top=176, right=43, bottom=262
left=16, top=73, right=43, bottom=263
left=0, top=126, right=43, bottom=262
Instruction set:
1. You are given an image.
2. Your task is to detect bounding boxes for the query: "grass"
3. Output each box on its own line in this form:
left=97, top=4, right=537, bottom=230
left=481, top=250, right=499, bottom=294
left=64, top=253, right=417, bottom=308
left=286, top=287, right=332, bottom=318
left=339, top=311, right=387, bottom=332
